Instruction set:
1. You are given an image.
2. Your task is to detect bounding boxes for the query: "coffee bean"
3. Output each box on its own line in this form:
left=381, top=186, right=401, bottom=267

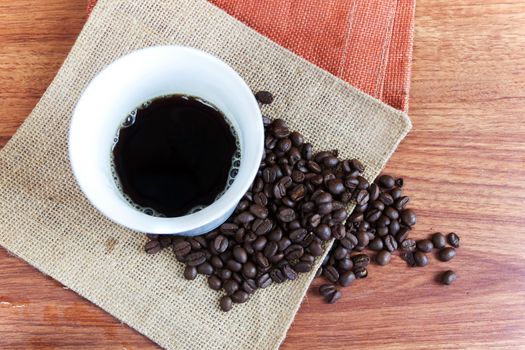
left=319, top=283, right=337, bottom=297
left=388, top=220, right=400, bottom=235
left=249, top=204, right=268, bottom=219
left=356, top=189, right=370, bottom=206
left=235, top=211, right=255, bottom=225
left=378, top=175, right=395, bottom=189
left=395, top=226, right=410, bottom=243
left=323, top=156, right=339, bottom=168
left=331, top=224, right=345, bottom=240
left=401, top=251, right=416, bottom=267
left=384, top=207, right=399, bottom=220
left=277, top=237, right=292, bottom=252
left=365, top=209, right=382, bottom=222
left=344, top=176, right=359, bottom=191
left=263, top=241, right=279, bottom=258
left=208, top=275, right=222, bottom=290
left=349, top=159, right=364, bottom=173
left=225, top=259, right=242, bottom=272
left=213, top=235, right=229, bottom=254
left=145, top=239, right=162, bottom=254
left=231, top=290, right=249, bottom=304
left=357, top=230, right=369, bottom=247
left=290, top=228, right=307, bottom=243
left=282, top=264, right=298, bottom=280
left=252, top=236, right=267, bottom=251
left=315, top=224, right=332, bottom=241
left=277, top=138, right=292, bottom=153
left=384, top=235, right=398, bottom=252
left=354, top=267, right=368, bottom=279
left=338, top=271, right=356, bottom=287
left=327, top=179, right=345, bottom=195
left=277, top=207, right=296, bottom=222
left=401, top=238, right=416, bottom=252
left=394, top=196, right=410, bottom=211
left=369, top=237, right=384, bottom=251
left=284, top=244, right=304, bottom=260
left=301, top=253, right=315, bottom=263
left=220, top=223, right=239, bottom=236
left=439, top=247, right=456, bottom=261
left=210, top=256, right=224, bottom=269
left=333, top=246, right=348, bottom=260
left=255, top=90, right=274, bottom=104
left=441, top=270, right=457, bottom=285
left=309, top=241, right=324, bottom=256
left=357, top=176, right=369, bottom=190
left=242, top=279, right=257, bottom=294
left=352, top=253, right=370, bottom=269
left=197, top=262, right=214, bottom=275
left=288, top=147, right=301, bottom=163
left=390, top=187, right=402, bottom=200
left=447, top=232, right=460, bottom=248
left=257, top=273, right=272, bottom=288
left=379, top=192, right=394, bottom=206
left=376, top=250, right=391, bottom=266
left=376, top=226, right=389, bottom=237
left=338, top=257, right=353, bottom=271
left=289, top=184, right=306, bottom=201
left=223, top=279, right=239, bottom=295
left=270, top=268, right=286, bottom=283
left=220, top=296, right=233, bottom=312
left=217, top=269, right=232, bottom=280
left=254, top=252, right=270, bottom=268
left=183, top=266, right=197, bottom=280
left=233, top=246, right=248, bottom=263
left=289, top=131, right=303, bottom=147
left=172, top=240, right=191, bottom=258
left=323, top=265, right=340, bottom=283
left=294, top=261, right=312, bottom=273
left=185, top=251, right=206, bottom=266
left=417, top=239, right=433, bottom=253
left=432, top=232, right=447, bottom=249
left=241, top=261, right=257, bottom=279
left=400, top=209, right=417, bottom=226
left=327, top=290, right=342, bottom=304
left=414, top=251, right=429, bottom=267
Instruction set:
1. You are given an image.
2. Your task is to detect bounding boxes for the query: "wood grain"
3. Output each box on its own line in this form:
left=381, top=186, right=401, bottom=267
left=1, top=0, right=525, bottom=349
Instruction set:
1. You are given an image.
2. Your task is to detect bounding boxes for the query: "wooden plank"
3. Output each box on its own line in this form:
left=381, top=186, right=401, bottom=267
left=1, top=0, right=524, bottom=348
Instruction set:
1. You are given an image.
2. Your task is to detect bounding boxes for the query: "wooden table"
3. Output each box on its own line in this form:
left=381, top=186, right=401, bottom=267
left=1, top=1, right=524, bottom=348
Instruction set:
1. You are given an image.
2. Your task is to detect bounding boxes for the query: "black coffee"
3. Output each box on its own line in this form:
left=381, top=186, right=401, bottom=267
left=113, top=94, right=238, bottom=217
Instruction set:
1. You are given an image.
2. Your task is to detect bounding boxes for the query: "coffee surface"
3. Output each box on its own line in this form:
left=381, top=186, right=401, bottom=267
left=113, top=95, right=238, bottom=217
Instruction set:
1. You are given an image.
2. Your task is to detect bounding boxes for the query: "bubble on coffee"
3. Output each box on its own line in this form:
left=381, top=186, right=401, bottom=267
left=111, top=94, right=241, bottom=217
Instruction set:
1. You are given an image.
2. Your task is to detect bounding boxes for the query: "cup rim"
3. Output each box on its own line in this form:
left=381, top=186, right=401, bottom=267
left=69, top=46, right=263, bottom=235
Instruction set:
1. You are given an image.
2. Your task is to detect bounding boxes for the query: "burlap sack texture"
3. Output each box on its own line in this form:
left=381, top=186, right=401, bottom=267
left=0, top=0, right=411, bottom=349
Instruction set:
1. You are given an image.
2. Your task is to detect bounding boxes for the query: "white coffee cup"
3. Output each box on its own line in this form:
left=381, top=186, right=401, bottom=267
left=69, top=46, right=264, bottom=236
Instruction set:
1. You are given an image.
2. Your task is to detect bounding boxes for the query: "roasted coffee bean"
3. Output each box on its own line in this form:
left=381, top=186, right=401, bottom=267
left=220, top=296, right=233, bottom=312
left=376, top=250, right=392, bottom=266
left=356, top=189, right=370, bottom=206
left=255, top=90, right=274, bottom=104
left=290, top=131, right=304, bottom=146
left=242, top=279, right=257, bottom=294
left=401, top=251, right=416, bottom=267
left=294, top=261, right=312, bottom=273
left=277, top=138, right=292, bottom=153
left=302, top=143, right=313, bottom=160
left=315, top=224, right=332, bottom=241
left=305, top=160, right=321, bottom=173
left=414, top=251, right=429, bottom=267
left=296, top=160, right=308, bottom=173
left=145, top=240, right=162, bottom=254
left=389, top=220, right=400, bottom=235
left=210, top=256, right=224, bottom=269
left=357, top=230, right=370, bottom=247
left=270, top=268, right=286, bottom=283
left=432, top=232, right=447, bottom=249
left=344, top=176, right=359, bottom=191
left=282, top=264, right=298, bottom=280
left=307, top=213, right=322, bottom=229
left=401, top=209, right=417, bottom=226
left=369, top=237, right=384, bottom=251
left=255, top=252, right=270, bottom=268
left=384, top=235, right=398, bottom=252
left=327, top=290, right=342, bottom=304
left=277, top=207, right=296, bottom=222
left=147, top=234, right=160, bottom=240
left=349, top=159, right=364, bottom=173
left=376, top=215, right=391, bottom=228
left=338, top=257, right=353, bottom=271
left=185, top=252, right=206, bottom=266
left=379, top=192, right=394, bottom=206
left=365, top=208, right=382, bottom=222
left=323, top=265, right=340, bottom=283
left=354, top=267, right=368, bottom=279
left=308, top=241, right=324, bottom=257
left=235, top=211, right=255, bottom=225
left=277, top=237, right=292, bottom=252
left=319, top=283, right=337, bottom=298
left=377, top=174, right=395, bottom=189
left=197, top=262, right=214, bottom=275
left=356, top=176, right=369, bottom=190
left=231, top=290, right=249, bottom=304
left=376, top=226, right=389, bottom=237
left=223, top=279, right=239, bottom=295
left=281, top=163, right=293, bottom=176
left=257, top=273, right=272, bottom=288
left=327, top=179, right=345, bottom=195
left=158, top=236, right=172, bottom=248
left=370, top=200, right=385, bottom=212
left=252, top=236, right=267, bottom=251
left=213, top=235, right=229, bottom=254
left=384, top=207, right=399, bottom=220
left=172, top=240, right=191, bottom=258
left=439, top=247, right=456, bottom=261
left=338, top=270, right=356, bottom=287
left=290, top=228, right=307, bottom=243
left=395, top=226, right=409, bottom=243
left=447, top=232, right=460, bottom=248
left=332, top=208, right=348, bottom=223
left=232, top=272, right=243, bottom=283
left=332, top=224, right=346, bottom=240
left=244, top=231, right=257, bottom=243
left=301, top=232, right=315, bottom=247
left=300, top=253, right=315, bottom=264
left=314, top=151, right=332, bottom=163
left=225, top=259, right=242, bottom=272
left=395, top=178, right=404, bottom=187
left=288, top=147, right=301, bottom=163
left=441, top=270, right=457, bottom=285
left=390, top=187, right=403, bottom=200
left=220, top=223, right=239, bottom=236
left=282, top=196, right=296, bottom=208
left=417, top=239, right=433, bottom=253
left=263, top=241, right=279, bottom=258
left=249, top=204, right=268, bottom=219
left=291, top=170, right=305, bottom=183
left=333, top=246, right=348, bottom=260
left=401, top=238, right=416, bottom=252
left=352, top=254, right=370, bottom=269
left=318, top=202, right=333, bottom=215
left=233, top=246, right=248, bottom=263
left=289, top=184, right=306, bottom=201
left=183, top=266, right=197, bottom=280
left=284, top=244, right=304, bottom=260
left=217, top=269, right=232, bottom=280
left=243, top=242, right=254, bottom=255
left=394, top=196, right=410, bottom=211
left=208, top=275, right=222, bottom=290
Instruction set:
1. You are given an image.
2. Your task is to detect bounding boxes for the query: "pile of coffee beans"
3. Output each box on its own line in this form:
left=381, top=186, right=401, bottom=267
left=143, top=91, right=460, bottom=311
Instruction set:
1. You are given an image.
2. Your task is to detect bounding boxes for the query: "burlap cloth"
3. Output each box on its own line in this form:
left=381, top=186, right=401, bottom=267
left=0, top=0, right=411, bottom=349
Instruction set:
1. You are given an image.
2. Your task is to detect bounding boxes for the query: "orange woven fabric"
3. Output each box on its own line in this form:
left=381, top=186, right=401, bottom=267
left=86, top=0, right=415, bottom=111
